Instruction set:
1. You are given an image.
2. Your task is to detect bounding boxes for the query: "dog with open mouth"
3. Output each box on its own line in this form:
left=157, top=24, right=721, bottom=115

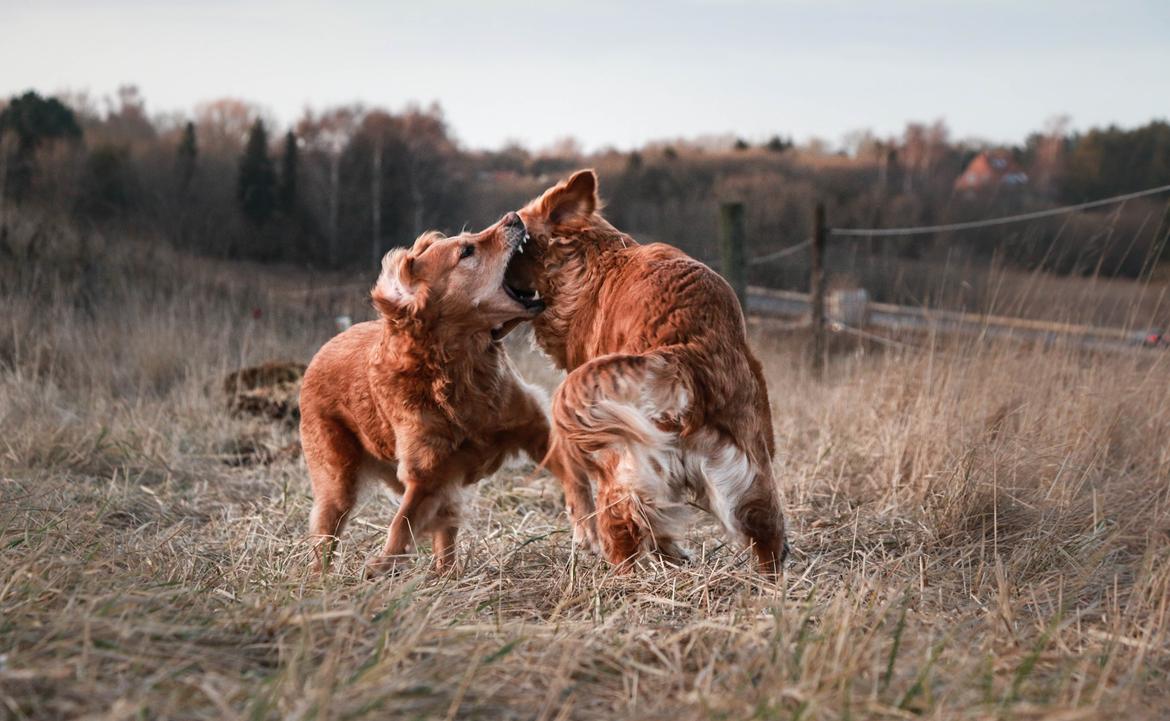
left=504, top=170, right=788, bottom=577
left=300, top=212, right=549, bottom=576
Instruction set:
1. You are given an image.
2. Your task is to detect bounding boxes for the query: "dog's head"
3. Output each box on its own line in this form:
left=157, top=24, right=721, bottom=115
left=505, top=169, right=604, bottom=304
left=372, top=213, right=545, bottom=341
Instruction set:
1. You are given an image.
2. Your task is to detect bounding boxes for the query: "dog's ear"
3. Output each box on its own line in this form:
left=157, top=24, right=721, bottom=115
left=540, top=169, right=598, bottom=226
left=371, top=249, right=418, bottom=317
left=411, top=230, right=445, bottom=255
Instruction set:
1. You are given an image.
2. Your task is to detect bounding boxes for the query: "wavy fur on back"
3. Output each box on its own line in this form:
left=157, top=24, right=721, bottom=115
left=513, top=170, right=788, bottom=575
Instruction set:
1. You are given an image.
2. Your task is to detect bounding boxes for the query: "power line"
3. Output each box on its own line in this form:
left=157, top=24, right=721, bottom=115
left=829, top=182, right=1170, bottom=238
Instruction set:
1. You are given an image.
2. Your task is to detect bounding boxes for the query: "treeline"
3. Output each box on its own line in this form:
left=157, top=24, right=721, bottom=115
left=2, top=87, right=1168, bottom=285
left=0, top=88, right=469, bottom=266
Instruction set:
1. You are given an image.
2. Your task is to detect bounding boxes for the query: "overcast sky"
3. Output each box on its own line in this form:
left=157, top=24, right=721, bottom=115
left=3, top=0, right=1168, bottom=151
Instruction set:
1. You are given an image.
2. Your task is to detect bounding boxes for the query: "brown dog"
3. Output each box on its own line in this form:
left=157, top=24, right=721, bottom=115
left=505, top=170, right=788, bottom=575
left=301, top=213, right=549, bottom=576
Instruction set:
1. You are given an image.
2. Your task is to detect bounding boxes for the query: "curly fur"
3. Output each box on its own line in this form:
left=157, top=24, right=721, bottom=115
left=509, top=170, right=788, bottom=575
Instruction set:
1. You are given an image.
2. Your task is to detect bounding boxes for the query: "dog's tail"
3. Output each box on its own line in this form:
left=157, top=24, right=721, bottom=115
left=547, top=350, right=695, bottom=480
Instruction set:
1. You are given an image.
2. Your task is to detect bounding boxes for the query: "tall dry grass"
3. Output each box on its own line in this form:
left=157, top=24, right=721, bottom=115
left=2, top=214, right=1169, bottom=720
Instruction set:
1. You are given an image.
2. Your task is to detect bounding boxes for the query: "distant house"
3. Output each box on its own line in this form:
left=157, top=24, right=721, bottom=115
left=954, top=150, right=1028, bottom=193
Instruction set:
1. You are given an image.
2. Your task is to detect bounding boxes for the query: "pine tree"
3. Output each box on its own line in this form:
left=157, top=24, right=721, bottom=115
left=237, top=119, right=276, bottom=226
left=176, top=121, right=197, bottom=194
left=277, top=130, right=297, bottom=214
left=0, top=91, right=82, bottom=202
left=765, top=135, right=792, bottom=153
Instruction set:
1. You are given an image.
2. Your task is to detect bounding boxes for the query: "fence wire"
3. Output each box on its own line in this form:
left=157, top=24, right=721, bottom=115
left=829, top=183, right=1170, bottom=238
left=748, top=238, right=811, bottom=265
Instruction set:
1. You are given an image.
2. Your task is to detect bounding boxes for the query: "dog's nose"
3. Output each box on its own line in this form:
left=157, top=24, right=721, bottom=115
left=502, top=212, right=523, bottom=229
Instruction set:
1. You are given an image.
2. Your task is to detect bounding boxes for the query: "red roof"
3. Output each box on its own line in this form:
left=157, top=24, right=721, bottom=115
left=954, top=150, right=1028, bottom=192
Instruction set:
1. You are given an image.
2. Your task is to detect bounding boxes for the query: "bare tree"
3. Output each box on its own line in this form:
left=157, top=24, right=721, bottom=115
left=1031, top=115, right=1070, bottom=195
left=0, top=133, right=11, bottom=229
left=195, top=98, right=266, bottom=155
left=372, top=133, right=382, bottom=266
left=297, top=106, right=363, bottom=266
left=400, top=104, right=458, bottom=238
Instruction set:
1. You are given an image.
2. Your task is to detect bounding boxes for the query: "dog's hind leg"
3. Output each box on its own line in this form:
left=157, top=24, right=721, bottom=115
left=689, top=432, right=787, bottom=577
left=611, top=440, right=692, bottom=568
left=431, top=521, right=459, bottom=574
left=734, top=476, right=787, bottom=576
left=594, top=452, right=645, bottom=571
left=304, top=417, right=363, bottom=573
left=544, top=434, right=602, bottom=553
left=552, top=352, right=691, bottom=568
left=428, top=486, right=465, bottom=574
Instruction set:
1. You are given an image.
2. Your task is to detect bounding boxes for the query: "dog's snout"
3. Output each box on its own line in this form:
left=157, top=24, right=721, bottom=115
left=502, top=212, right=523, bottom=229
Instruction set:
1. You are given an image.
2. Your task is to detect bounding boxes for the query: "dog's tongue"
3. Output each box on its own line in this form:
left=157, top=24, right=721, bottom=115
left=491, top=318, right=526, bottom=341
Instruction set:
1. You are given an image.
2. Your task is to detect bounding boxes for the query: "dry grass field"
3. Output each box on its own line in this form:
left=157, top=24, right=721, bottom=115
left=3, top=214, right=1170, bottom=720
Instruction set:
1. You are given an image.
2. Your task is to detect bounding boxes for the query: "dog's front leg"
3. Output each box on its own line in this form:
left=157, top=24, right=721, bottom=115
left=365, top=480, right=439, bottom=578
left=514, top=398, right=600, bottom=547
left=542, top=440, right=601, bottom=554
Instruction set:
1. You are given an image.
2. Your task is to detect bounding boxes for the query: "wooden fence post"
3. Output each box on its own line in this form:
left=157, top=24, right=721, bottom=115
left=719, top=202, right=748, bottom=312
left=810, top=202, right=827, bottom=379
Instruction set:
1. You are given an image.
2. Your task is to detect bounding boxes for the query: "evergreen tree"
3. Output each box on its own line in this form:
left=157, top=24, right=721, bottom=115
left=277, top=130, right=298, bottom=213
left=765, top=135, right=792, bottom=153
left=0, top=91, right=82, bottom=201
left=79, top=145, right=135, bottom=219
left=237, top=119, right=276, bottom=226
left=0, top=91, right=81, bottom=150
left=176, top=121, right=197, bottom=194
left=1059, top=121, right=1170, bottom=202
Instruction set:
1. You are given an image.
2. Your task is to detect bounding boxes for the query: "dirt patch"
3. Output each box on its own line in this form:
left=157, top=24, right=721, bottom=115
left=220, top=361, right=306, bottom=427
left=218, top=436, right=302, bottom=467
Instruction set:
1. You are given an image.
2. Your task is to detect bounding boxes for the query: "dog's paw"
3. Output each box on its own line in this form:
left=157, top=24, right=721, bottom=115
left=363, top=554, right=413, bottom=579
left=572, top=520, right=602, bottom=555
left=310, top=538, right=339, bottom=575
left=430, top=558, right=461, bottom=576
left=653, top=541, right=694, bottom=567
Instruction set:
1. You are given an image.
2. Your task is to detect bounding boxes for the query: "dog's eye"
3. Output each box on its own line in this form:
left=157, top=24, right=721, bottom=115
left=459, top=244, right=474, bottom=260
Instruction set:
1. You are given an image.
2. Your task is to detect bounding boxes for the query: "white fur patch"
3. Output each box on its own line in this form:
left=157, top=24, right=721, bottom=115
left=614, top=442, right=690, bottom=546
left=359, top=455, right=403, bottom=500
left=561, top=357, right=769, bottom=556
left=521, top=378, right=551, bottom=414
left=376, top=250, right=415, bottom=305
left=686, top=439, right=754, bottom=545
left=571, top=377, right=689, bottom=548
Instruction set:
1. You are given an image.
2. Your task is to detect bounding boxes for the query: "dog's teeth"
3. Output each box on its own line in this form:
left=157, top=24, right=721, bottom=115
left=533, top=291, right=540, bottom=300
left=517, top=245, right=524, bottom=254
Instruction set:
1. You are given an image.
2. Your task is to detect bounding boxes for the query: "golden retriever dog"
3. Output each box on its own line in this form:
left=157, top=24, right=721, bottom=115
left=301, top=213, right=549, bottom=576
left=506, top=170, right=788, bottom=575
